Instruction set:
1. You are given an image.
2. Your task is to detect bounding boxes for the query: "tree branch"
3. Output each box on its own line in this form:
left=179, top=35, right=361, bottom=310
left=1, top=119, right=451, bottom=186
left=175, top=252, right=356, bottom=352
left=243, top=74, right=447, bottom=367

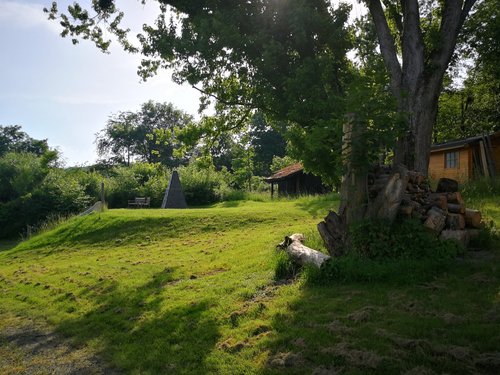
left=366, top=0, right=402, bottom=98
left=192, top=85, right=255, bottom=108
left=400, top=0, right=425, bottom=94
left=428, top=0, right=477, bottom=84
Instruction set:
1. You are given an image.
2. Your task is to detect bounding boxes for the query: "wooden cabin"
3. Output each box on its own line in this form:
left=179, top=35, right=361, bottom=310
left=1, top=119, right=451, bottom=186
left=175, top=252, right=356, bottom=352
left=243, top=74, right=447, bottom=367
left=429, top=131, right=500, bottom=182
left=265, top=163, right=327, bottom=197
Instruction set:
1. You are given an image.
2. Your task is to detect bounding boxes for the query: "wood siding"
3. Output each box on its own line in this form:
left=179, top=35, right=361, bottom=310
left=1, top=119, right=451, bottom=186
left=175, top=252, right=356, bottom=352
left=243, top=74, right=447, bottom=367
left=429, top=147, right=471, bottom=182
left=492, top=137, right=500, bottom=175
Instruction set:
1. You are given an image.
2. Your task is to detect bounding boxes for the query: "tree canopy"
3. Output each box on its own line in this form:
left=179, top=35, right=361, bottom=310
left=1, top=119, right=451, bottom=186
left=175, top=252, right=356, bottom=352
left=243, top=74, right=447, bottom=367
left=95, top=101, right=192, bottom=167
left=46, top=0, right=486, bottom=182
left=0, top=125, right=49, bottom=157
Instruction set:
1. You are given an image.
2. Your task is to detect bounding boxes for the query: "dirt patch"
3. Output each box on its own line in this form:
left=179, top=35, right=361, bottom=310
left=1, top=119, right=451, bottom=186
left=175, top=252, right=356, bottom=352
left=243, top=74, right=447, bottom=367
left=322, top=342, right=383, bottom=369
left=484, top=305, right=500, bottom=323
left=474, top=352, right=500, bottom=373
left=268, top=351, right=304, bottom=367
left=403, top=366, right=436, bottom=375
left=312, top=365, right=343, bottom=374
left=468, top=272, right=497, bottom=284
left=440, top=312, right=466, bottom=325
left=326, top=320, right=354, bottom=335
left=347, top=306, right=375, bottom=323
left=0, top=319, right=119, bottom=375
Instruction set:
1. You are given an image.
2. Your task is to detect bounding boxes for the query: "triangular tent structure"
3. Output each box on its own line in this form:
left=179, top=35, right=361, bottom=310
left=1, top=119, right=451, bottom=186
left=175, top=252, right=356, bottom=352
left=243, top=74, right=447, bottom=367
left=161, top=170, right=188, bottom=209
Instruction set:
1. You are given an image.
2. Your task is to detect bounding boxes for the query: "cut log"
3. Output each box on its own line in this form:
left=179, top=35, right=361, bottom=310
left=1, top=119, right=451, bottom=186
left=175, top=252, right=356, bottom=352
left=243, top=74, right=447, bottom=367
left=446, top=213, right=466, bottom=230
left=318, top=211, right=346, bottom=257
left=398, top=204, right=413, bottom=217
left=317, top=222, right=337, bottom=256
left=465, top=209, right=482, bottom=228
left=428, top=193, right=448, bottom=211
left=465, top=228, right=481, bottom=241
left=445, top=192, right=465, bottom=205
left=423, top=207, right=446, bottom=234
left=447, top=203, right=466, bottom=214
left=367, top=166, right=409, bottom=222
left=278, top=233, right=330, bottom=268
left=436, top=178, right=459, bottom=193
left=440, top=230, right=470, bottom=247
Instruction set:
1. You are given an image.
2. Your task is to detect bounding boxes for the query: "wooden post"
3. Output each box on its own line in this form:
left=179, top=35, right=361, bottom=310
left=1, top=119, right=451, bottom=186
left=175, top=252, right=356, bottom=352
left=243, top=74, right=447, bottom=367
left=339, top=113, right=367, bottom=224
left=271, top=182, right=274, bottom=198
left=100, top=182, right=105, bottom=212
left=479, top=140, right=490, bottom=177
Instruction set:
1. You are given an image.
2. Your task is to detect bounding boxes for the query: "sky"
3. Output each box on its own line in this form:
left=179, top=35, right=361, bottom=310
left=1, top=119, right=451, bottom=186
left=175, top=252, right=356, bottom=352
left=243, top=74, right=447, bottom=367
left=0, top=0, right=201, bottom=166
left=0, top=0, right=367, bottom=166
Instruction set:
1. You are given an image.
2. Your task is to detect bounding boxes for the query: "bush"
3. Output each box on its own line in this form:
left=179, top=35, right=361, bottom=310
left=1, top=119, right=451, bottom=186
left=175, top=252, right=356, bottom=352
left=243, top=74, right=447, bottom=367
left=0, top=168, right=92, bottom=239
left=348, top=218, right=462, bottom=260
left=177, top=163, right=232, bottom=205
left=304, top=219, right=464, bottom=285
left=104, top=163, right=168, bottom=208
left=308, top=256, right=454, bottom=284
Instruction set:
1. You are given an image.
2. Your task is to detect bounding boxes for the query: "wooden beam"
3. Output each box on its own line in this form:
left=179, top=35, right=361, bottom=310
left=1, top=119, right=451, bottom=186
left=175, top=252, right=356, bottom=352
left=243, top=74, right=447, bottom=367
left=479, top=140, right=490, bottom=177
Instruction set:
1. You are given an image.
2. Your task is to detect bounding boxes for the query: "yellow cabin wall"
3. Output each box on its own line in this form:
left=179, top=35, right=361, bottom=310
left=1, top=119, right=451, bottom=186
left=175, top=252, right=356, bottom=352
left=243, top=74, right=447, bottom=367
left=492, top=138, right=500, bottom=175
left=429, top=147, right=470, bottom=182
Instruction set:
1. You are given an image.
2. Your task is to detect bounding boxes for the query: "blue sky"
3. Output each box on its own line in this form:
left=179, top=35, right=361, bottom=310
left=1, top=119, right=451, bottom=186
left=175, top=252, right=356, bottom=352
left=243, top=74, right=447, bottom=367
left=0, top=0, right=200, bottom=166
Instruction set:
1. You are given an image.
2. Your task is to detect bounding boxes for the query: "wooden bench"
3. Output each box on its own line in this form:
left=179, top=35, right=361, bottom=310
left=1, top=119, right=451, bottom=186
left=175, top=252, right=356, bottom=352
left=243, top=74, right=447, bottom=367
left=128, top=197, right=150, bottom=208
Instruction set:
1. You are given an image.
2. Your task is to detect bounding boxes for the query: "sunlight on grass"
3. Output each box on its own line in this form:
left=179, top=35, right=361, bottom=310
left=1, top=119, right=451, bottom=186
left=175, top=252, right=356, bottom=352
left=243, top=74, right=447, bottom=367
left=1, top=193, right=499, bottom=374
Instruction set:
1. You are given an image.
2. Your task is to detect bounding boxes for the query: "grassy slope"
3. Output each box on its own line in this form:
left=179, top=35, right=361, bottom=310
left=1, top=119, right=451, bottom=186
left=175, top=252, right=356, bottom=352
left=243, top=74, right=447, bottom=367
left=0, top=195, right=499, bottom=374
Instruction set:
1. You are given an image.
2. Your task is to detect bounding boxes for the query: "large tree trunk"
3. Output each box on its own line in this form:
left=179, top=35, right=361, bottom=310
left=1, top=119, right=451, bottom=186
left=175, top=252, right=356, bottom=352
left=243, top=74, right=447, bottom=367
left=394, top=83, right=441, bottom=174
left=367, top=0, right=477, bottom=175
left=339, top=114, right=368, bottom=225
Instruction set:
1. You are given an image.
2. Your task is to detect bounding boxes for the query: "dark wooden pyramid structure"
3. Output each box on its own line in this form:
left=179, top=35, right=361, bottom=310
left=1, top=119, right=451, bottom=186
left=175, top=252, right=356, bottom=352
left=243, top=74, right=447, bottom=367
left=161, top=170, right=188, bottom=209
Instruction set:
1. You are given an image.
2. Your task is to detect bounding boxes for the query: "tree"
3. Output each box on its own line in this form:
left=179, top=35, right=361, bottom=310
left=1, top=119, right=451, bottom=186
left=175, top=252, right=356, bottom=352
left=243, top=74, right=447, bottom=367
left=46, top=1, right=480, bottom=231
left=96, top=101, right=193, bottom=167
left=433, top=0, right=500, bottom=142
left=366, top=0, right=478, bottom=173
left=46, top=0, right=353, bottom=178
left=0, top=125, right=49, bottom=157
left=249, top=112, right=287, bottom=177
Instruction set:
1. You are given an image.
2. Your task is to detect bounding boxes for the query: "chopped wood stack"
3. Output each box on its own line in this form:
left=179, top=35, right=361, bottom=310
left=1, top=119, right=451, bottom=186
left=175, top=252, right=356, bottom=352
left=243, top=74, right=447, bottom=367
left=368, top=169, right=483, bottom=247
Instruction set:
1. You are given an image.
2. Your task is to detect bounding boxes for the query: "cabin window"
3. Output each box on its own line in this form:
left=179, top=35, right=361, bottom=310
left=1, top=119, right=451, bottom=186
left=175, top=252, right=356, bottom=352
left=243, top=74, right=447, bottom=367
left=445, top=151, right=459, bottom=169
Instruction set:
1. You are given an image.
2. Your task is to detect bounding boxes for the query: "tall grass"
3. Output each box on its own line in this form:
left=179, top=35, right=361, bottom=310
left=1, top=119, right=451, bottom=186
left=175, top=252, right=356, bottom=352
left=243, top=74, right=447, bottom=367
left=461, top=176, right=500, bottom=203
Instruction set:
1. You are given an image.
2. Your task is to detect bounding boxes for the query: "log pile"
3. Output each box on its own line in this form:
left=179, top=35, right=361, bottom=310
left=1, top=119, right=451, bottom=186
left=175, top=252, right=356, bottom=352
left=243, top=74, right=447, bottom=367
left=368, top=171, right=483, bottom=247
left=282, top=168, right=485, bottom=268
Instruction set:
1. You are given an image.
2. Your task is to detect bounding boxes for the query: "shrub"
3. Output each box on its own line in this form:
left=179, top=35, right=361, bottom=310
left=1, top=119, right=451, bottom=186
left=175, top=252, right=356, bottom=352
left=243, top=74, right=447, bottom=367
left=348, top=218, right=462, bottom=260
left=0, top=168, right=92, bottom=239
left=305, top=219, right=464, bottom=285
left=177, top=163, right=232, bottom=205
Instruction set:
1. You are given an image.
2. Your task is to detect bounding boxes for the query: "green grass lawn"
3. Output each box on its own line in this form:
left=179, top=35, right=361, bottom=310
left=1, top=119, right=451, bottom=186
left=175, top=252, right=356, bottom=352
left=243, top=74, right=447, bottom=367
left=1, top=194, right=499, bottom=374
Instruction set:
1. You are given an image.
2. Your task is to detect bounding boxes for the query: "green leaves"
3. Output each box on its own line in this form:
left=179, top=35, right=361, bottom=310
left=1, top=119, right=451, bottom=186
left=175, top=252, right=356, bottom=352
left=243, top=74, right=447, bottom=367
left=95, top=101, right=193, bottom=167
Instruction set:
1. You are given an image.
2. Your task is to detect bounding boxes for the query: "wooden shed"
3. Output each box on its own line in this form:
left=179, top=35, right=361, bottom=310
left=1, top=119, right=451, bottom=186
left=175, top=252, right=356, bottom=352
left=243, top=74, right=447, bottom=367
left=429, top=131, right=500, bottom=182
left=265, top=163, right=327, bottom=197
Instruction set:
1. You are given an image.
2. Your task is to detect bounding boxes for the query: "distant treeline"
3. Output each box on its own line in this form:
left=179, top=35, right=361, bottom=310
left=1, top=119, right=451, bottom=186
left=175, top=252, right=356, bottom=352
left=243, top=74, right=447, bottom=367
left=0, top=123, right=293, bottom=239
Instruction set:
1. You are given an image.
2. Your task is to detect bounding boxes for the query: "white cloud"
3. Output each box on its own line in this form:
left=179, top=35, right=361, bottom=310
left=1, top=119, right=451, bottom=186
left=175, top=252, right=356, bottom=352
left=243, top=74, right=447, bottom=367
left=0, top=0, right=61, bottom=33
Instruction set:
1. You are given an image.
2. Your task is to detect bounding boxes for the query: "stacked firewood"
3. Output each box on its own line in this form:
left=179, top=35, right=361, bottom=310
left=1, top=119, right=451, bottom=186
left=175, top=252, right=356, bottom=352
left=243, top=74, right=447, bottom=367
left=368, top=167, right=483, bottom=247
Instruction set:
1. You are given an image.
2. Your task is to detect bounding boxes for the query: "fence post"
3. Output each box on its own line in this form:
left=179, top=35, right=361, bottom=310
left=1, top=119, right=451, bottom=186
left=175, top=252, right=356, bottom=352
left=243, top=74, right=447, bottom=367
left=100, top=182, right=105, bottom=212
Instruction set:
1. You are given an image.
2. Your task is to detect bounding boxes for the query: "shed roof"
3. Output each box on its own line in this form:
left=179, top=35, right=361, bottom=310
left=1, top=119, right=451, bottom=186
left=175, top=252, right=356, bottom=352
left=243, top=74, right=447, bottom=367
left=265, top=162, right=303, bottom=182
left=431, top=131, right=500, bottom=152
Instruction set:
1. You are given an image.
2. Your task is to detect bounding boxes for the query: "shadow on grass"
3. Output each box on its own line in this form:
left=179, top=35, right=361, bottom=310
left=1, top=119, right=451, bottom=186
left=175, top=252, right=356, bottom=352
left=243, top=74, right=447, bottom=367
left=294, top=195, right=339, bottom=218
left=259, top=251, right=500, bottom=374
left=56, top=270, right=220, bottom=374
left=0, top=240, right=21, bottom=252
left=219, top=200, right=243, bottom=208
